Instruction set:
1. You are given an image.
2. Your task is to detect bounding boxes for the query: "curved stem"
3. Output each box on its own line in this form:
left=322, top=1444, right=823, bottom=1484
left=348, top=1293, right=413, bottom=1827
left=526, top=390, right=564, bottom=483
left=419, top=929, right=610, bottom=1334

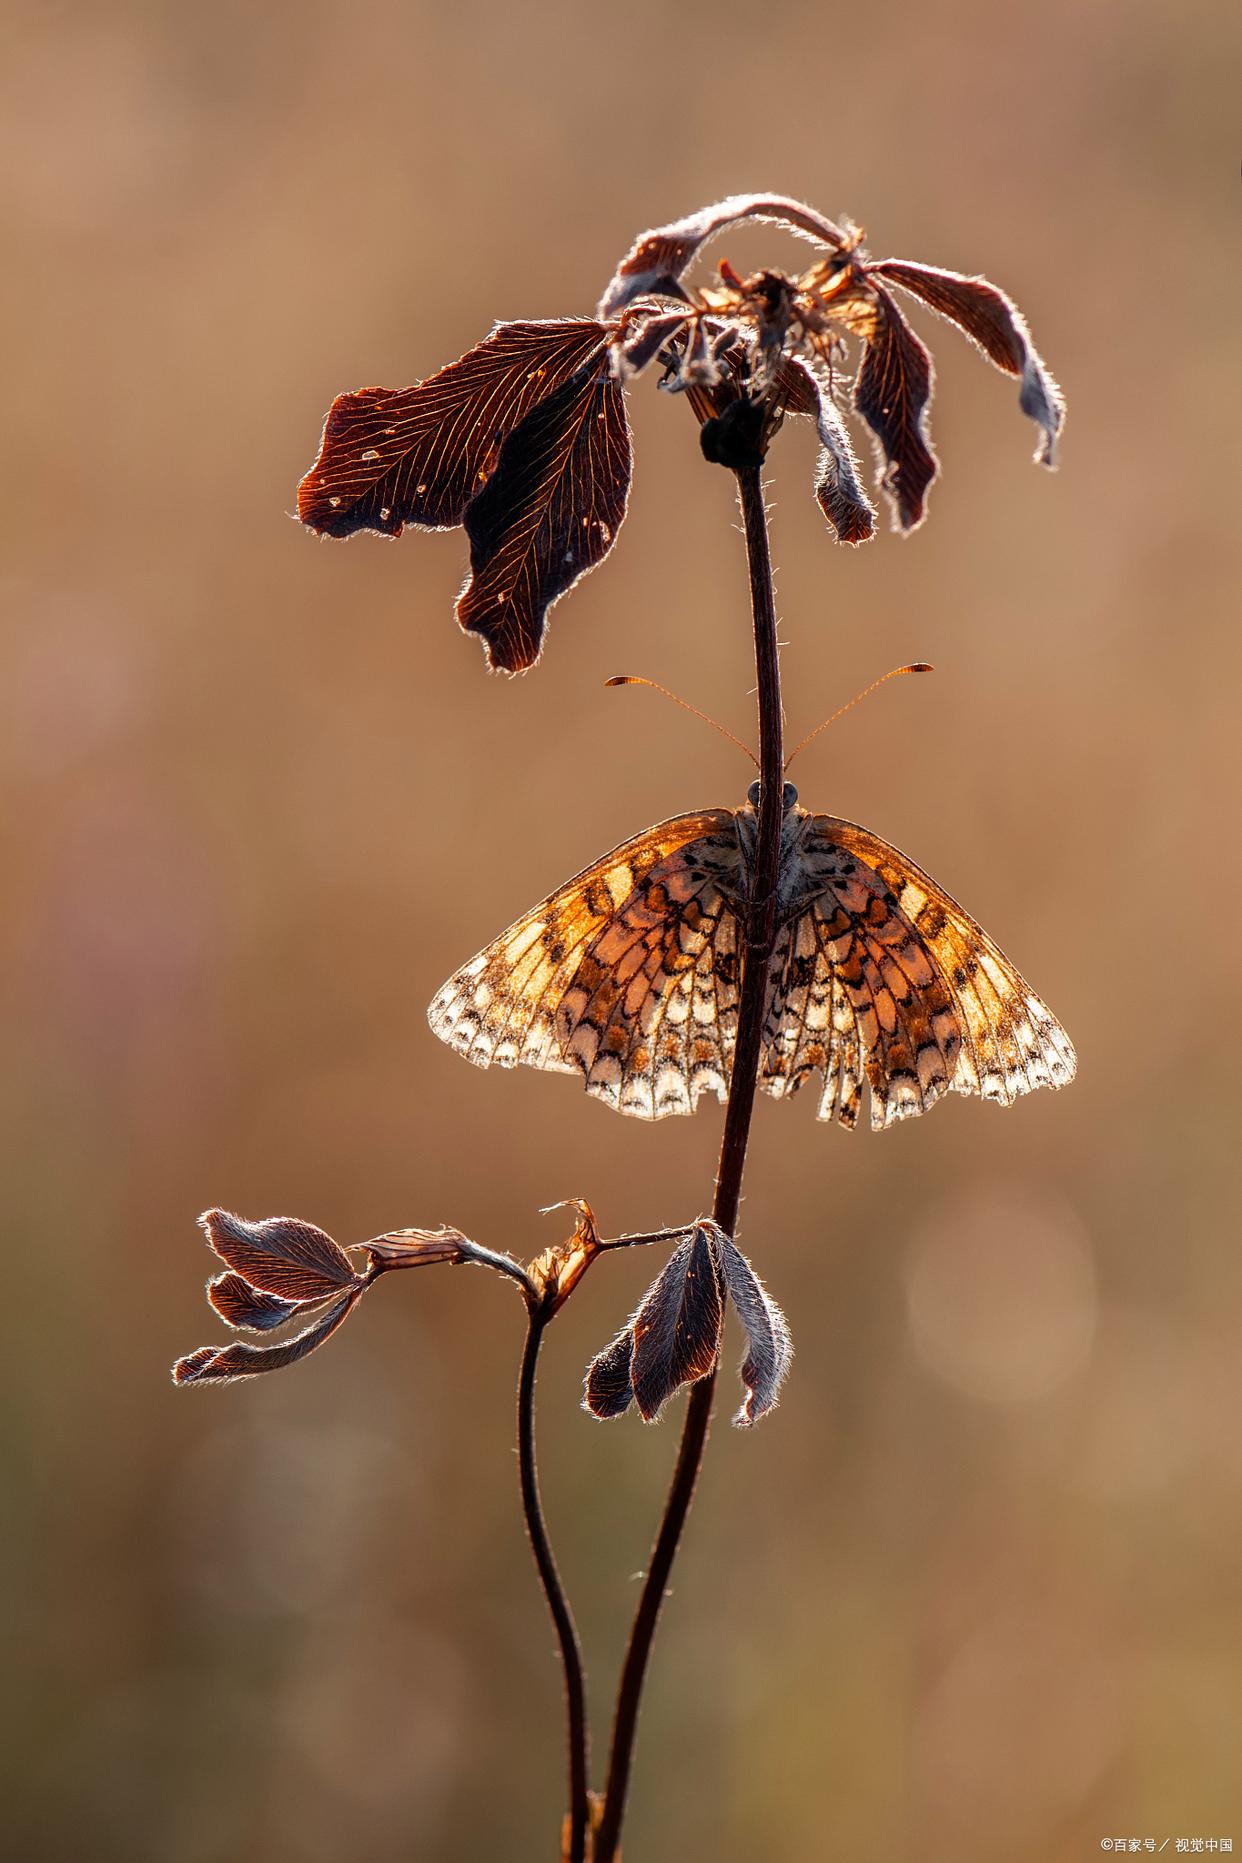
left=594, top=463, right=785, bottom=1862
left=517, top=1302, right=590, bottom=1863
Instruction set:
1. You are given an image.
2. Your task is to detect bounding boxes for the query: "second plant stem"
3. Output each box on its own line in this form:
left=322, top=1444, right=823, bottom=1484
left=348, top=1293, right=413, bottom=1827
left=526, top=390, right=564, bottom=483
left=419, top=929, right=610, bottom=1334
left=593, top=461, right=786, bottom=1863
left=517, top=1296, right=590, bottom=1863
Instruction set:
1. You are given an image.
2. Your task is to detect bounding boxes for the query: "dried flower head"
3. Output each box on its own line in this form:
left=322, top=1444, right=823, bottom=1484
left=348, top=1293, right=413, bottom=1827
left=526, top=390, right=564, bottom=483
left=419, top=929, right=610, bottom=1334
left=525, top=1199, right=604, bottom=1317
left=298, top=192, right=1062, bottom=672
left=601, top=193, right=1062, bottom=533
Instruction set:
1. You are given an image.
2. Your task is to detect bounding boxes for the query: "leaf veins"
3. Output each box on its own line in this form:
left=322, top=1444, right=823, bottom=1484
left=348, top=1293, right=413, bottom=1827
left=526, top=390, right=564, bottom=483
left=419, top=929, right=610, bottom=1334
left=629, top=1227, right=723, bottom=1422
left=868, top=258, right=1064, bottom=465
left=456, top=359, right=632, bottom=672
left=583, top=1327, right=636, bottom=1420
left=782, top=357, right=876, bottom=544
left=172, top=1292, right=360, bottom=1385
left=297, top=320, right=612, bottom=539
left=199, top=1208, right=359, bottom=1303
left=712, top=1233, right=793, bottom=1426
left=207, top=1272, right=312, bottom=1332
left=853, top=282, right=937, bottom=531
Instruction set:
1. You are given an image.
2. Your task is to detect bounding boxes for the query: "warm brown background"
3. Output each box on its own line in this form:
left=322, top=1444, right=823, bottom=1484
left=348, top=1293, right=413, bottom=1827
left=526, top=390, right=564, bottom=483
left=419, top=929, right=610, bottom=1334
left=4, top=1, right=1240, bottom=1858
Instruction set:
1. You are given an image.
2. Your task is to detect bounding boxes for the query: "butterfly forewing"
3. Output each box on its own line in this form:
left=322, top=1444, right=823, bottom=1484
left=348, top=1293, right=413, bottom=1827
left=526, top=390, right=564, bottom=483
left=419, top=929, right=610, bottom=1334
left=427, top=812, right=745, bottom=1116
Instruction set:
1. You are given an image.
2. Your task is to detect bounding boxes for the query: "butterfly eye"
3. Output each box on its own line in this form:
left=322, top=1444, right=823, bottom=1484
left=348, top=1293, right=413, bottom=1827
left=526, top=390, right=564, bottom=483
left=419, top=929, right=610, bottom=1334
left=746, top=780, right=798, bottom=811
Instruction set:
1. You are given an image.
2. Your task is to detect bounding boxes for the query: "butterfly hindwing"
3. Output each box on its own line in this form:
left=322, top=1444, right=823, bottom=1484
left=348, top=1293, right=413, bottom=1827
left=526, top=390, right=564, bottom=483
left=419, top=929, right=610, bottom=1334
left=760, top=834, right=962, bottom=1129
left=427, top=811, right=745, bottom=1116
left=760, top=814, right=1075, bottom=1128
left=760, top=913, right=866, bottom=1127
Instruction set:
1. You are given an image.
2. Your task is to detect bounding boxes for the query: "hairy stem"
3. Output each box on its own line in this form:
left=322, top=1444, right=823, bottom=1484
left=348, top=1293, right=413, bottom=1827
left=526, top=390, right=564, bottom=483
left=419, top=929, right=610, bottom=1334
left=517, top=1302, right=590, bottom=1863
left=594, top=463, right=785, bottom=1862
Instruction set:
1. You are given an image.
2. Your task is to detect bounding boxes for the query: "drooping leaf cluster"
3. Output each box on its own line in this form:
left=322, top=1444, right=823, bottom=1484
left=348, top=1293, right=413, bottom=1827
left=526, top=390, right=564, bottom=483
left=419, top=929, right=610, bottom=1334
left=298, top=192, right=1062, bottom=671
left=585, top=1220, right=792, bottom=1427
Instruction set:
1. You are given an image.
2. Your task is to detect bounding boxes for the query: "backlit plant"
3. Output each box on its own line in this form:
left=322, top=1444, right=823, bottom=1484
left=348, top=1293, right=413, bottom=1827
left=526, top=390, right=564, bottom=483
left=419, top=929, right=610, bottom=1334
left=176, top=192, right=1073, bottom=1863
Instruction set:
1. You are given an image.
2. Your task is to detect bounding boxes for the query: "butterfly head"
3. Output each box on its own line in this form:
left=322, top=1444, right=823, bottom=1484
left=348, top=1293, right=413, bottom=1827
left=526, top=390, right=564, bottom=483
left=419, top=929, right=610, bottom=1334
left=747, top=779, right=799, bottom=813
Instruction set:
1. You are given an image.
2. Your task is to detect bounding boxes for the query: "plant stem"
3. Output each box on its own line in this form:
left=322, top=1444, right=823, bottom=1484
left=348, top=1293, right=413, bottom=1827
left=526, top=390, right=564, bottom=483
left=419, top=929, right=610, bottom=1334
left=517, top=1301, right=590, bottom=1863
left=594, top=462, right=785, bottom=1862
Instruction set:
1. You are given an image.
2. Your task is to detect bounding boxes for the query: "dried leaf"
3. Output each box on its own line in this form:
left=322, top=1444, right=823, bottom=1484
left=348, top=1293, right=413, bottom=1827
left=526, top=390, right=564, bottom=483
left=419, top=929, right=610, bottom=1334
left=869, top=259, right=1064, bottom=465
left=712, top=1232, right=793, bottom=1426
left=679, top=316, right=718, bottom=386
left=630, top=1226, right=723, bottom=1422
left=297, top=321, right=612, bottom=538
left=599, top=194, right=849, bottom=317
left=783, top=357, right=876, bottom=544
left=207, top=1271, right=311, bottom=1332
left=199, top=1209, right=359, bottom=1302
left=583, top=1326, right=636, bottom=1420
left=853, top=282, right=937, bottom=531
left=457, top=360, right=632, bottom=672
left=711, top=324, right=744, bottom=365
left=172, top=1292, right=360, bottom=1385
left=614, top=311, right=687, bottom=381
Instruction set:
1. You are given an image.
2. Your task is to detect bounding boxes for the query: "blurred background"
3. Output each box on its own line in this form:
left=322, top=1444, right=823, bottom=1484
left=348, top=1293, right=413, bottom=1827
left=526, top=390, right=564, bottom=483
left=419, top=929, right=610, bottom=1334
left=3, top=0, right=1240, bottom=1857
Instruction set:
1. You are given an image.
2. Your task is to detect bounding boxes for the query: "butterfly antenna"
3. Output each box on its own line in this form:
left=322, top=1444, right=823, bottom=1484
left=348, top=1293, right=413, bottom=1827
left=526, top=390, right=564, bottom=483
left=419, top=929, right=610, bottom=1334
left=784, top=663, right=934, bottom=770
left=605, top=675, right=759, bottom=768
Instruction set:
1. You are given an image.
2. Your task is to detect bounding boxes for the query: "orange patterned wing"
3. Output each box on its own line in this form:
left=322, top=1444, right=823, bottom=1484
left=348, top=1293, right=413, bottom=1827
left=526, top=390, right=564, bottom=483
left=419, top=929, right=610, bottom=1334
left=759, top=814, right=1076, bottom=1130
left=427, top=812, right=747, bottom=1118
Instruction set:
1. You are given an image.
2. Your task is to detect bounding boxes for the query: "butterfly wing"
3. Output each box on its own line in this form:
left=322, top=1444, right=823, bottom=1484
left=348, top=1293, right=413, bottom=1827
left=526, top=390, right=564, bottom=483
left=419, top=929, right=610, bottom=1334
left=428, top=810, right=747, bottom=1118
left=760, top=814, right=1076, bottom=1130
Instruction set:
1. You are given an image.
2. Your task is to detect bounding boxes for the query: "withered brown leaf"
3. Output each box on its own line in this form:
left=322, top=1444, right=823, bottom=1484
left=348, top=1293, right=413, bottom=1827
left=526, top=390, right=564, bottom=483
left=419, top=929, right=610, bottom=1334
left=869, top=258, right=1063, bottom=464
left=783, top=356, right=876, bottom=543
left=583, top=1328, right=636, bottom=1420
left=712, top=1234, right=792, bottom=1426
left=599, top=193, right=848, bottom=317
left=208, top=1271, right=312, bottom=1332
left=631, top=1225, right=722, bottom=1419
left=172, top=1291, right=361, bottom=1385
left=853, top=281, right=937, bottom=531
left=613, top=310, right=689, bottom=381
left=199, top=1208, right=359, bottom=1303
left=456, top=359, right=632, bottom=672
left=298, top=320, right=612, bottom=539
left=585, top=1226, right=725, bottom=1423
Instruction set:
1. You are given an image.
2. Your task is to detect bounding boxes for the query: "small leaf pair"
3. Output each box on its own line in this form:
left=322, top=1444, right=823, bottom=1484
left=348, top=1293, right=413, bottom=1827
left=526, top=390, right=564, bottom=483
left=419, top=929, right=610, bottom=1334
left=172, top=1210, right=486, bottom=1385
left=585, top=1221, right=792, bottom=1428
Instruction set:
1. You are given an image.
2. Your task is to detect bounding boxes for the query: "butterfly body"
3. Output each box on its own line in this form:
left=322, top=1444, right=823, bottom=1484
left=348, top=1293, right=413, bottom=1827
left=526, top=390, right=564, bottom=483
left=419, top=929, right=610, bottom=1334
left=428, top=789, right=1075, bottom=1130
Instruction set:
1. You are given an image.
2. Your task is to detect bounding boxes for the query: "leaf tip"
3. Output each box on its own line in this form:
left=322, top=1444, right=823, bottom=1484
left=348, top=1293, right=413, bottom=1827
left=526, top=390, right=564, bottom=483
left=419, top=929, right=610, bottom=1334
left=172, top=1347, right=218, bottom=1386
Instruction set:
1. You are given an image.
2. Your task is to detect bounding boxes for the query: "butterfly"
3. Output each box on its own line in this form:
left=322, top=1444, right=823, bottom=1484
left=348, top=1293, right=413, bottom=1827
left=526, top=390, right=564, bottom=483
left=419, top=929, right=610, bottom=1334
left=427, top=780, right=1076, bottom=1130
